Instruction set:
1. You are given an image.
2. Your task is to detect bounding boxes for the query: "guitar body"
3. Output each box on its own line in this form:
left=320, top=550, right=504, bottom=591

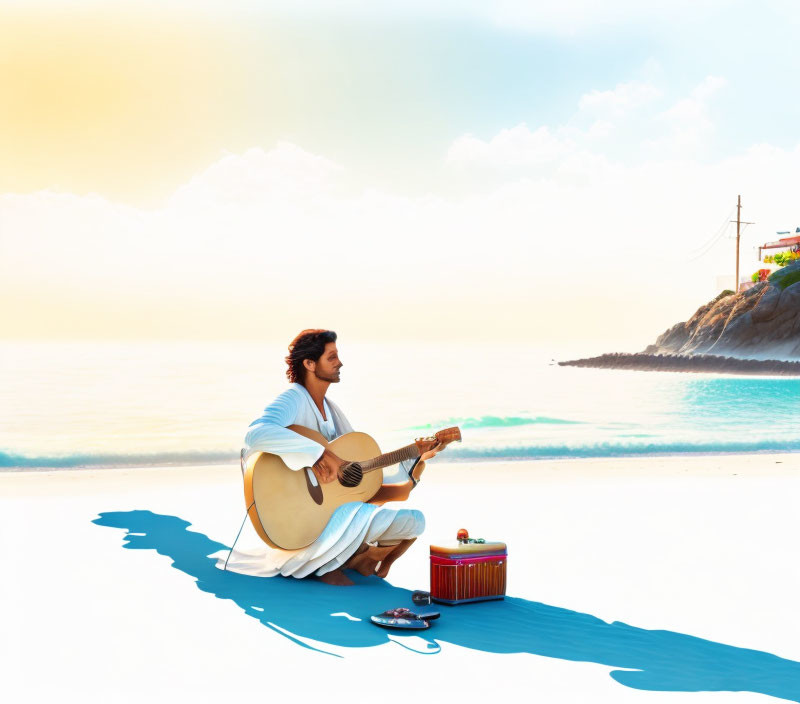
left=243, top=425, right=384, bottom=550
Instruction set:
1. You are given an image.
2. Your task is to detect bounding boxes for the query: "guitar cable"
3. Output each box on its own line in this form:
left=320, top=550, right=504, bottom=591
left=407, top=457, right=421, bottom=486
left=223, top=500, right=254, bottom=571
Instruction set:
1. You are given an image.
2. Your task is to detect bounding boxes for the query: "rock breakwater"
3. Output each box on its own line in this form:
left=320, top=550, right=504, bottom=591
left=560, top=352, right=800, bottom=375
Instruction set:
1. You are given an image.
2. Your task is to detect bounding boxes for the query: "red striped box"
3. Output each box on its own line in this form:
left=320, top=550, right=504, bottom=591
left=429, top=539, right=507, bottom=604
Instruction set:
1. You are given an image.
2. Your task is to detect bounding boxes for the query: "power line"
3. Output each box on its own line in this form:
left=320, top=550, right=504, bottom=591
left=686, top=206, right=736, bottom=261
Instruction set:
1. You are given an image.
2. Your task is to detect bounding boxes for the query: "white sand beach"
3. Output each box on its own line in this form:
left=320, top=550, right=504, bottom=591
left=3, top=454, right=800, bottom=703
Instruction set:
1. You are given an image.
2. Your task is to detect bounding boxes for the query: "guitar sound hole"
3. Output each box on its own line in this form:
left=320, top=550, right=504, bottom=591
left=339, top=462, right=363, bottom=487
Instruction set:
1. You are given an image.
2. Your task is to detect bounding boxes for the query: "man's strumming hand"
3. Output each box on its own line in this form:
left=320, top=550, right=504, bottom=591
left=312, top=448, right=344, bottom=484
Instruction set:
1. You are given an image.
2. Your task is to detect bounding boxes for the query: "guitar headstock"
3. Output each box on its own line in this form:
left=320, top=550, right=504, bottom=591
left=414, top=426, right=462, bottom=453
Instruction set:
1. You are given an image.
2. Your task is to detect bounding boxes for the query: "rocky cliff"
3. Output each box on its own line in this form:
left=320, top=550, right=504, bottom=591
left=644, top=261, right=800, bottom=360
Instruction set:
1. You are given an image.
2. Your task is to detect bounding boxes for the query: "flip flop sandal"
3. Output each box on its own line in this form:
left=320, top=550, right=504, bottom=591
left=379, top=607, right=441, bottom=620
left=414, top=610, right=440, bottom=621
left=380, top=608, right=415, bottom=618
left=370, top=615, right=430, bottom=630
left=412, top=590, right=431, bottom=605
left=370, top=608, right=430, bottom=630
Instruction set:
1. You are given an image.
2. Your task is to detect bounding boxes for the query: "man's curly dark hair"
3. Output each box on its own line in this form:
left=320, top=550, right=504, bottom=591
left=285, top=329, right=337, bottom=384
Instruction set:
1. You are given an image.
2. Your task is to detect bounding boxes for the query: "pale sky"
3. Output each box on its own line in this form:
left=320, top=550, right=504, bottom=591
left=2, top=0, right=800, bottom=345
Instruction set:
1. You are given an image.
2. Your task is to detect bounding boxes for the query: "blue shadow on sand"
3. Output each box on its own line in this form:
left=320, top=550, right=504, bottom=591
left=93, top=510, right=800, bottom=701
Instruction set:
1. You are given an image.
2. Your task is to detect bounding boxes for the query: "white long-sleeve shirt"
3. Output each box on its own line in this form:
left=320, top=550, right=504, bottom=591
left=243, top=382, right=416, bottom=480
left=243, top=383, right=353, bottom=470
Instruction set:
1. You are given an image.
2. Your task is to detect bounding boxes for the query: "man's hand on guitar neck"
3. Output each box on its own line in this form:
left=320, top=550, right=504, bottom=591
left=410, top=441, right=447, bottom=484
left=420, top=441, right=446, bottom=463
left=312, top=448, right=345, bottom=484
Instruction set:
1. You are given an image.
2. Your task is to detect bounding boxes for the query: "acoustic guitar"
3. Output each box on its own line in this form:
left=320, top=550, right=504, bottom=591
left=243, top=424, right=461, bottom=550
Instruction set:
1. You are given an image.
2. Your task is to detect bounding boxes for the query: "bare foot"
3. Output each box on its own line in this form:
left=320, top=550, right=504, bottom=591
left=375, top=538, right=416, bottom=579
left=345, top=552, right=379, bottom=577
left=317, top=568, right=354, bottom=586
left=344, top=544, right=396, bottom=577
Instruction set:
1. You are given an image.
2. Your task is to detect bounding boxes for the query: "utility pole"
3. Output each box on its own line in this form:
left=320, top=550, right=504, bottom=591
left=732, top=195, right=754, bottom=292
left=736, top=195, right=741, bottom=291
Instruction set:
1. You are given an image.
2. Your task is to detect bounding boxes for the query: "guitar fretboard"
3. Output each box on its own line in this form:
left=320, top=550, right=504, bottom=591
left=358, top=444, right=419, bottom=474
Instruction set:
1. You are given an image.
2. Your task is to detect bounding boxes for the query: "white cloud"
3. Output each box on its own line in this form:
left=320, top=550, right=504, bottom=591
left=447, top=76, right=727, bottom=169
left=659, top=76, right=726, bottom=126
left=4, top=134, right=800, bottom=344
left=446, top=124, right=571, bottom=166
left=692, top=75, right=727, bottom=101
left=578, top=80, right=662, bottom=116
left=169, top=142, right=344, bottom=208
left=644, top=75, right=727, bottom=156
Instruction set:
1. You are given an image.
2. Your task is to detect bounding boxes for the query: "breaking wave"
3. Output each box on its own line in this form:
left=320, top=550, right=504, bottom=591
left=447, top=439, right=800, bottom=461
left=3, top=437, right=799, bottom=470
left=411, top=415, right=583, bottom=430
left=0, top=450, right=237, bottom=470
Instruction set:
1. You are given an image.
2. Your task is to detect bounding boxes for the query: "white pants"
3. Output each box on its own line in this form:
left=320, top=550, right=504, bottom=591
left=216, top=502, right=425, bottom=578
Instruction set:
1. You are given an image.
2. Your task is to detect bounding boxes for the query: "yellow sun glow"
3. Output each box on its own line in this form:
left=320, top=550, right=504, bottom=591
left=0, top=9, right=253, bottom=204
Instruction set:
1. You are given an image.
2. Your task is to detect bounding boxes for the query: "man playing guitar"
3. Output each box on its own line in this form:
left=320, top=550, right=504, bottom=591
left=242, top=329, right=445, bottom=586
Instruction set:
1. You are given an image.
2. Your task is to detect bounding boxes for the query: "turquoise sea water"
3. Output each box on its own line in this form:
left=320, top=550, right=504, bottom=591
left=1, top=340, right=798, bottom=469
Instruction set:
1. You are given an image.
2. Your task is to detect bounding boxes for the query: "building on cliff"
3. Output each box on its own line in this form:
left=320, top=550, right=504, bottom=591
left=758, top=228, right=800, bottom=261
left=739, top=228, right=800, bottom=292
